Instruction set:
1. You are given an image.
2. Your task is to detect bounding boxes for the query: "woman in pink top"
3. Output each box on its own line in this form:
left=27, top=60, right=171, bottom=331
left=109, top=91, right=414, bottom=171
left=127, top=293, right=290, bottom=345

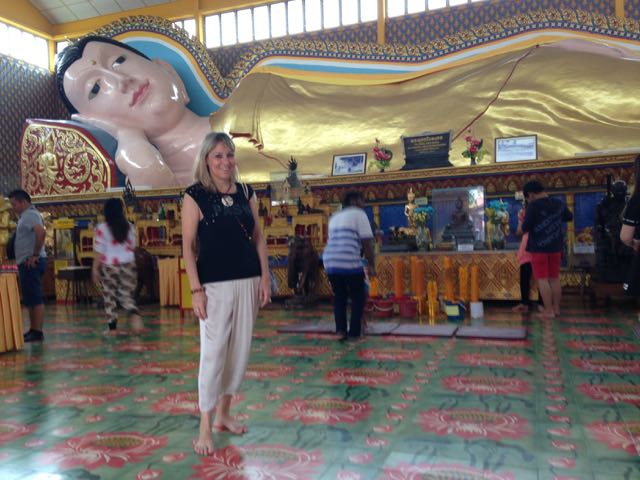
left=92, top=198, right=143, bottom=332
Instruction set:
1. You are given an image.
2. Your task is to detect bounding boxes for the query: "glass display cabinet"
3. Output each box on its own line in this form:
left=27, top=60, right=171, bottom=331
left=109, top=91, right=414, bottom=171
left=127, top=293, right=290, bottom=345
left=53, top=218, right=77, bottom=263
left=432, top=186, right=485, bottom=249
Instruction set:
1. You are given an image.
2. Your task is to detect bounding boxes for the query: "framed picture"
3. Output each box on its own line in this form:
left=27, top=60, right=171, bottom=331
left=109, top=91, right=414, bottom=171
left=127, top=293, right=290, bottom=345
left=332, top=153, right=367, bottom=176
left=495, top=135, right=537, bottom=163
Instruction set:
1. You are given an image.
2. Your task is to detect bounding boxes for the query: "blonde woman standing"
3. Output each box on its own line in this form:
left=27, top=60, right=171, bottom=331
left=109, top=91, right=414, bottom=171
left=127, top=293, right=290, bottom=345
left=182, top=132, right=270, bottom=456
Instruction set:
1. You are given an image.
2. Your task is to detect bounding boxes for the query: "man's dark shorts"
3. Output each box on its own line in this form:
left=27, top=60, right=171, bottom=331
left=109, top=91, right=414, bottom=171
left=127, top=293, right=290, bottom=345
left=18, top=257, right=47, bottom=307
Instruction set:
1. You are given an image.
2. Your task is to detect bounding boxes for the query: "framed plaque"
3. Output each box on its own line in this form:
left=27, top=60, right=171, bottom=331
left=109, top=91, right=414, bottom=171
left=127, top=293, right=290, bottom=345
left=332, top=153, right=367, bottom=176
left=401, top=131, right=453, bottom=170
left=495, top=135, right=537, bottom=163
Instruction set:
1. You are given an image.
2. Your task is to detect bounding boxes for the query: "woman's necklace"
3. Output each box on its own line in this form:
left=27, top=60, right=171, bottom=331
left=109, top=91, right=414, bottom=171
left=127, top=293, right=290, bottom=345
left=219, top=182, right=234, bottom=207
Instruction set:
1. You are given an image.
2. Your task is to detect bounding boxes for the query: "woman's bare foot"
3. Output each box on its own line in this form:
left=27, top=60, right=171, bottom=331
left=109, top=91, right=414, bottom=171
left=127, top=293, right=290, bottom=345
left=213, top=414, right=248, bottom=434
left=129, top=313, right=144, bottom=332
left=512, top=303, right=529, bottom=313
left=194, top=410, right=215, bottom=455
left=193, top=427, right=214, bottom=456
left=538, top=309, right=555, bottom=319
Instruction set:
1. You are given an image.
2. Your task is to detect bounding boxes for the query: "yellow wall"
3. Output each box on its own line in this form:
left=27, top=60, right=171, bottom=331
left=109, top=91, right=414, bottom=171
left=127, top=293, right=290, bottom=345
left=0, top=2, right=52, bottom=37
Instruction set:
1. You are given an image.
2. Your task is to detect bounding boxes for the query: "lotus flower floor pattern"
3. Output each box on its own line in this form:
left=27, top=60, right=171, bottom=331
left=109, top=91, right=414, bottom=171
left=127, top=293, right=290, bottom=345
left=0, top=300, right=638, bottom=479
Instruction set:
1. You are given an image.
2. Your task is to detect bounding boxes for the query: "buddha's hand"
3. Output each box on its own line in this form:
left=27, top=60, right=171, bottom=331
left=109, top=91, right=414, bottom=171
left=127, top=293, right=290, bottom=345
left=72, top=114, right=179, bottom=188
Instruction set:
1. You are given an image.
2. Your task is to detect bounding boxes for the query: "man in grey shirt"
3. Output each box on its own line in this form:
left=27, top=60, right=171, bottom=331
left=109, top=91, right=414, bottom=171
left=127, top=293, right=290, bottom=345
left=9, top=189, right=47, bottom=342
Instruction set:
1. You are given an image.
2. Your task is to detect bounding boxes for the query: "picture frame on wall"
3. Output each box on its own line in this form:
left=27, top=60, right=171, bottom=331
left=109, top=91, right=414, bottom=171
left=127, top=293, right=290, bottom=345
left=495, top=135, right=538, bottom=163
left=332, top=153, right=367, bottom=176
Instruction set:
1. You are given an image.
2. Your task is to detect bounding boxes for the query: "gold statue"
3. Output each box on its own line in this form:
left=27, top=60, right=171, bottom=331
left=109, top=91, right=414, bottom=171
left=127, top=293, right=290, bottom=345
left=404, top=188, right=417, bottom=231
left=37, top=134, right=59, bottom=192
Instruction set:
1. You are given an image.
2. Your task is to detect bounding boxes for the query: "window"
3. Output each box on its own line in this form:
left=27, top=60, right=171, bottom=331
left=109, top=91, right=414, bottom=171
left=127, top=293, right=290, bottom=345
left=323, top=0, right=340, bottom=28
left=203, top=0, right=488, bottom=49
left=220, top=11, right=237, bottom=46
left=360, top=0, right=378, bottom=22
left=0, top=22, right=48, bottom=69
left=254, top=5, right=270, bottom=40
left=237, top=9, right=253, bottom=43
left=173, top=18, right=197, bottom=37
left=56, top=40, right=69, bottom=54
left=288, top=0, right=304, bottom=34
left=0, top=23, right=8, bottom=56
left=29, top=36, right=49, bottom=69
left=407, top=0, right=426, bottom=14
left=428, top=0, right=447, bottom=9
left=271, top=2, right=287, bottom=37
left=204, top=15, right=221, bottom=48
left=387, top=1, right=406, bottom=18
left=342, top=0, right=359, bottom=24
left=305, top=0, right=322, bottom=32
left=183, top=18, right=197, bottom=37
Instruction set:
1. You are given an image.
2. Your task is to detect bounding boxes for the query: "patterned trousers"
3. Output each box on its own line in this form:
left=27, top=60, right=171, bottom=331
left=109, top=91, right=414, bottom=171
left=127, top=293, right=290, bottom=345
left=100, top=262, right=138, bottom=323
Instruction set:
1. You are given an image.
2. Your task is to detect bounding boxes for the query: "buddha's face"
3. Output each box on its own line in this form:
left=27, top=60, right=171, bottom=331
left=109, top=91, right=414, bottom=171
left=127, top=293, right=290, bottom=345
left=63, top=41, right=188, bottom=137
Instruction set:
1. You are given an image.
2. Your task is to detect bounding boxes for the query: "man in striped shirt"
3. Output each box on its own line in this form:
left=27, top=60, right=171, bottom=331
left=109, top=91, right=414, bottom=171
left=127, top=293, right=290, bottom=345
left=322, top=191, right=376, bottom=340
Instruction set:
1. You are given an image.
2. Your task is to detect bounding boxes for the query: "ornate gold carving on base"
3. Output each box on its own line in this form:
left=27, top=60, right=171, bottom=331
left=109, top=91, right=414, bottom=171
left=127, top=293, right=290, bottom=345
left=21, top=122, right=112, bottom=196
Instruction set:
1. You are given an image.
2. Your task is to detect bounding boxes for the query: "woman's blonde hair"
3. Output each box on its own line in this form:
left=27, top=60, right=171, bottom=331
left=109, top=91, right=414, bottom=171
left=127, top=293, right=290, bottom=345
left=193, top=132, right=238, bottom=191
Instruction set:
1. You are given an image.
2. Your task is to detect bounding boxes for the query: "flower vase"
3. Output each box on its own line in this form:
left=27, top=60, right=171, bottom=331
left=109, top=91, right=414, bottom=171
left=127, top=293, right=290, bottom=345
left=469, top=155, right=477, bottom=166
left=379, top=168, right=385, bottom=173
left=416, top=226, right=431, bottom=251
left=491, top=224, right=505, bottom=250
left=485, top=221, right=494, bottom=250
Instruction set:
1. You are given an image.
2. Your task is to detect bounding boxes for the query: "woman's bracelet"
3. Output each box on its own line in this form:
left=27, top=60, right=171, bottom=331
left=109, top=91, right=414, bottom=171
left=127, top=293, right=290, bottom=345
left=190, top=287, right=205, bottom=294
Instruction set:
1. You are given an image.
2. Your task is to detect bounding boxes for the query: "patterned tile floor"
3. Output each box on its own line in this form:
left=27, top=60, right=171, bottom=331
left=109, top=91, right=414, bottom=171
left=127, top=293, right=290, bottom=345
left=0, top=299, right=639, bottom=479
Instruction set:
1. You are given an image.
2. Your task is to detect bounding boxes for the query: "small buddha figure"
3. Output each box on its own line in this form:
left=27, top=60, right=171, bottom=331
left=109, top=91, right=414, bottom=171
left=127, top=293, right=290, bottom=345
left=450, top=197, right=469, bottom=227
left=405, top=188, right=417, bottom=231
left=442, top=196, right=475, bottom=244
left=37, top=134, right=59, bottom=192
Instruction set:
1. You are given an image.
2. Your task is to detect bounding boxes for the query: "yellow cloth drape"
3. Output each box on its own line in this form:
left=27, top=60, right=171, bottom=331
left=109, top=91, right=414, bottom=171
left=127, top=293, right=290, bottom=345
left=158, top=258, right=180, bottom=306
left=0, top=274, right=23, bottom=353
left=212, top=41, right=640, bottom=181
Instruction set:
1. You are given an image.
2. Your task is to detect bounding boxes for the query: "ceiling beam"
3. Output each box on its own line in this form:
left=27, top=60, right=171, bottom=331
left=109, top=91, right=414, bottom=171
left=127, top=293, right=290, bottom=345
left=0, top=1, right=53, bottom=37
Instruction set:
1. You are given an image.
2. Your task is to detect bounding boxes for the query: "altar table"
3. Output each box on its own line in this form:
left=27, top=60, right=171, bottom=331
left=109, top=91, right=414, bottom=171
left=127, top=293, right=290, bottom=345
left=158, top=257, right=180, bottom=306
left=0, top=273, right=23, bottom=352
left=375, top=251, right=532, bottom=301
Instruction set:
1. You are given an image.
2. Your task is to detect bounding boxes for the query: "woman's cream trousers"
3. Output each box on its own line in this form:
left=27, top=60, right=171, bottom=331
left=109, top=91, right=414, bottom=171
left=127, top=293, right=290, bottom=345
left=198, top=276, right=260, bottom=412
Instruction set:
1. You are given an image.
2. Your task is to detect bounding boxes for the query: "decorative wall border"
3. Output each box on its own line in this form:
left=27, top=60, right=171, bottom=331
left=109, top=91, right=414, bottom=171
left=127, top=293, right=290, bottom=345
left=32, top=154, right=635, bottom=207
left=86, top=8, right=639, bottom=102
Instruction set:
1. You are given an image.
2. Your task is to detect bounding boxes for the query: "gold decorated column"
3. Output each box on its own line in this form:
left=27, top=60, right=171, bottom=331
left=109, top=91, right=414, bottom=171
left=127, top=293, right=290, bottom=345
left=372, top=205, right=381, bottom=230
left=615, top=0, right=626, bottom=19
left=377, top=0, right=386, bottom=44
left=372, top=204, right=381, bottom=254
